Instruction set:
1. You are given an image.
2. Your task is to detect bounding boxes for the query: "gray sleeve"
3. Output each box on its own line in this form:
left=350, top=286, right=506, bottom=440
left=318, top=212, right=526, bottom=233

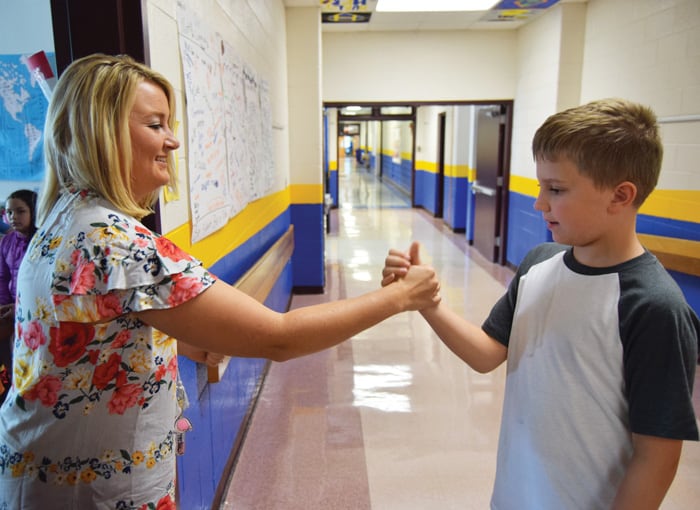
left=619, top=260, right=699, bottom=440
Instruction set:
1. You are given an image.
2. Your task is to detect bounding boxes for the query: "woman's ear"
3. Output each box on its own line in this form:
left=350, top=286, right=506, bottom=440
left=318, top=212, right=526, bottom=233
left=609, top=181, right=638, bottom=212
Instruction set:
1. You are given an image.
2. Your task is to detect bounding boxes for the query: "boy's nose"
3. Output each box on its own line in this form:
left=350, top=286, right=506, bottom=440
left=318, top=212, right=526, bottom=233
left=533, top=194, right=548, bottom=212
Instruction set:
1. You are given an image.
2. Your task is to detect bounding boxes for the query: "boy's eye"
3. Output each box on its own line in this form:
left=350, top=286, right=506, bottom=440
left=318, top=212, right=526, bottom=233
left=549, top=187, right=563, bottom=194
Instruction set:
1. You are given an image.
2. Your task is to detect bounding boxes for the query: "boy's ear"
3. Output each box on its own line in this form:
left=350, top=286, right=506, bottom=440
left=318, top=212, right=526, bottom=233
left=609, top=181, right=638, bottom=211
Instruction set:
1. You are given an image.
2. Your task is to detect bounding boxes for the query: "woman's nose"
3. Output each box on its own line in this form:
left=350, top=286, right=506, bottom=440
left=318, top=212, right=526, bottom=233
left=165, top=133, right=180, bottom=150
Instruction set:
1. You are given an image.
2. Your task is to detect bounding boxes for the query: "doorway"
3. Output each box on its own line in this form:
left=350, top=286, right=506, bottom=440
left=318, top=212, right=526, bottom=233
left=472, top=104, right=509, bottom=264
left=434, top=112, right=446, bottom=218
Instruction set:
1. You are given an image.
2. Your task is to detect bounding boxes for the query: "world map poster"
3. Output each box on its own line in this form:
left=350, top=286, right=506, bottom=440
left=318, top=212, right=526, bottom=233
left=0, top=53, right=53, bottom=181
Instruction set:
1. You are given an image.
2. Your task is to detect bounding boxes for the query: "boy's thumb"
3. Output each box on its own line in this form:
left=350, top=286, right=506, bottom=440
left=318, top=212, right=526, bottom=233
left=409, top=241, right=422, bottom=265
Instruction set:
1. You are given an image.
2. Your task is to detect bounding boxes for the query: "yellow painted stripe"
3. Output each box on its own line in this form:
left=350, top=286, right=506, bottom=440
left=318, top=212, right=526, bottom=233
left=290, top=183, right=323, bottom=204
left=640, top=189, right=700, bottom=223
left=415, top=160, right=436, bottom=173
left=509, top=175, right=700, bottom=224
left=416, top=162, right=475, bottom=179
left=509, top=174, right=540, bottom=197
left=445, top=164, right=473, bottom=179
left=329, top=160, right=337, bottom=171
left=165, top=188, right=290, bottom=267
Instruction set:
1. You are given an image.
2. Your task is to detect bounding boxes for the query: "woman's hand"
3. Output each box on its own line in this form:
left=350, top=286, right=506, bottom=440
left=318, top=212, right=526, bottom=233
left=204, top=351, right=226, bottom=367
left=382, top=241, right=422, bottom=287
left=0, top=304, right=14, bottom=320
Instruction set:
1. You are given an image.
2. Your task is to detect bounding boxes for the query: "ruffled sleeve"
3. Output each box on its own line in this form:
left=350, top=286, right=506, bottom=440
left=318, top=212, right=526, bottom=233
left=49, top=212, right=216, bottom=323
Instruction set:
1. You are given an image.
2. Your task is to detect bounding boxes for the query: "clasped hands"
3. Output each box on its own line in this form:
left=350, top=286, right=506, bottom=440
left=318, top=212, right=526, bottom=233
left=382, top=241, right=441, bottom=310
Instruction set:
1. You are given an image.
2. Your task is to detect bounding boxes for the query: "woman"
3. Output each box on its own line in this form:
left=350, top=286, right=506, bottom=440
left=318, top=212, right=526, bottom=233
left=0, top=54, right=439, bottom=508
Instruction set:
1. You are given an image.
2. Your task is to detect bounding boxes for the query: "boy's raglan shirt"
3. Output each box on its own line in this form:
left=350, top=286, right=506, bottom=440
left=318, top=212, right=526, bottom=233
left=483, top=242, right=699, bottom=510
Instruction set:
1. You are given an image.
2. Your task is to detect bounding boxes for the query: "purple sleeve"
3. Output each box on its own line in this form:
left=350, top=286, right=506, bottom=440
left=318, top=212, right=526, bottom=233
left=0, top=235, right=12, bottom=305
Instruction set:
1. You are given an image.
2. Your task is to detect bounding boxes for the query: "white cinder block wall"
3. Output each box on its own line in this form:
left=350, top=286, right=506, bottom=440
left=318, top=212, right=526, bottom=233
left=581, top=0, right=700, bottom=201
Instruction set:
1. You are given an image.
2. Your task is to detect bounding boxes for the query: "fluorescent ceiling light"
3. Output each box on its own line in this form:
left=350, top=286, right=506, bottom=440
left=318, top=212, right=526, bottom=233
left=376, top=0, right=500, bottom=12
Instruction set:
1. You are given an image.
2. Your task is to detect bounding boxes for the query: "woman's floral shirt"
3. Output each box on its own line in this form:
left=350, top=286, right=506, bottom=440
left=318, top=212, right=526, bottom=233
left=0, top=190, right=215, bottom=509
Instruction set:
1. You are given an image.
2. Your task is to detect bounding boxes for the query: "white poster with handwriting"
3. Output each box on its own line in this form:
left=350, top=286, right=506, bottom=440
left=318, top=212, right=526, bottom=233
left=220, top=41, right=248, bottom=217
left=177, top=3, right=230, bottom=243
left=177, top=1, right=276, bottom=243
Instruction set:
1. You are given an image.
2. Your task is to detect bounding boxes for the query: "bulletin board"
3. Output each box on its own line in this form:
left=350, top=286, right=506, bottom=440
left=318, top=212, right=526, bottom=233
left=177, top=2, right=274, bottom=243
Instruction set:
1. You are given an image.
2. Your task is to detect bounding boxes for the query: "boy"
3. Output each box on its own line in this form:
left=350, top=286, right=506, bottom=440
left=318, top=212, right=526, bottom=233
left=383, top=98, right=699, bottom=510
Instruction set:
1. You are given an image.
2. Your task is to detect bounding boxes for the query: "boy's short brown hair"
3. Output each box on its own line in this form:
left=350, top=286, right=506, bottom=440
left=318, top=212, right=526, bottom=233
left=532, top=98, right=663, bottom=206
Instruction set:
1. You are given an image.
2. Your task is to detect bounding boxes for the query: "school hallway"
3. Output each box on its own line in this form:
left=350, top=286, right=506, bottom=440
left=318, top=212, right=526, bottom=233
left=222, top=158, right=700, bottom=510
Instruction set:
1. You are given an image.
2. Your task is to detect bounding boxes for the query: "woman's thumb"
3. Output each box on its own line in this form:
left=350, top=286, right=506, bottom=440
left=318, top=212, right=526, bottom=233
left=409, top=241, right=422, bottom=265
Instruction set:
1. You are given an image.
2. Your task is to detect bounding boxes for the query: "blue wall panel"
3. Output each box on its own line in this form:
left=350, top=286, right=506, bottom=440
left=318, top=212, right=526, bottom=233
left=465, top=181, right=475, bottom=241
left=329, top=170, right=339, bottom=207
left=381, top=154, right=411, bottom=196
left=291, top=203, right=325, bottom=288
left=443, top=175, right=467, bottom=231
left=401, top=158, right=413, bottom=192
left=413, top=170, right=426, bottom=209
left=209, top=210, right=291, bottom=285
left=414, top=170, right=437, bottom=215
left=637, top=215, right=700, bottom=241
left=506, top=191, right=551, bottom=267
left=177, top=215, right=295, bottom=509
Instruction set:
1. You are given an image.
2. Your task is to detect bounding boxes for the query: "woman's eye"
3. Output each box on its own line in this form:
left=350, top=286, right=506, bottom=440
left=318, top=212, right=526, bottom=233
left=149, top=124, right=163, bottom=130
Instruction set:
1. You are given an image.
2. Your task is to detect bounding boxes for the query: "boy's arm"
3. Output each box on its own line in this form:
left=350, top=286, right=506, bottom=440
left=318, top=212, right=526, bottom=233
left=384, top=241, right=507, bottom=373
left=612, top=433, right=682, bottom=510
left=420, top=304, right=506, bottom=373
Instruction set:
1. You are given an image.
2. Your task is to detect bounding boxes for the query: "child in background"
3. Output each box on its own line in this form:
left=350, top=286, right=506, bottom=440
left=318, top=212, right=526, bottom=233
left=0, top=189, right=38, bottom=404
left=383, top=98, right=699, bottom=510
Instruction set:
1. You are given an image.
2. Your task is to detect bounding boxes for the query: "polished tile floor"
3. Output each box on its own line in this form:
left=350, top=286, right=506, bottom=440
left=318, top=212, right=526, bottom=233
left=223, top=157, right=700, bottom=509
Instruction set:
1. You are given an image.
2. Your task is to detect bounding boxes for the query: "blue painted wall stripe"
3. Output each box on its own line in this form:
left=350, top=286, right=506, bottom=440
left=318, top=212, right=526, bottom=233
left=291, top=203, right=325, bottom=287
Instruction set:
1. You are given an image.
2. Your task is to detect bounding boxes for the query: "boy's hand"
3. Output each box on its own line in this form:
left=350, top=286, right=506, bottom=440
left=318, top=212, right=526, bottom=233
left=396, top=263, right=441, bottom=311
left=382, top=241, right=422, bottom=286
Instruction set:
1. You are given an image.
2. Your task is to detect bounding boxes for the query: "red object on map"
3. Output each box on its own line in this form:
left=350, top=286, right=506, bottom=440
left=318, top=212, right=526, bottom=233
left=26, top=51, right=54, bottom=79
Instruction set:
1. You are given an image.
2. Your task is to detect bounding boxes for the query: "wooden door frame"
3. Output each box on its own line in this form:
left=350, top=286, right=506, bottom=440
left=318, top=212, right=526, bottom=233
left=435, top=112, right=446, bottom=218
left=49, top=0, right=161, bottom=233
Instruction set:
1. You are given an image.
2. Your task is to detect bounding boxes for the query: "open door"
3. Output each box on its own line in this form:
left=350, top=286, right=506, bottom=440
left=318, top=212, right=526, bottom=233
left=472, top=105, right=507, bottom=263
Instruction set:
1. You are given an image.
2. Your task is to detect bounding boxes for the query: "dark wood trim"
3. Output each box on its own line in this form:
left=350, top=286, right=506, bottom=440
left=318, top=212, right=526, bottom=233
left=50, top=0, right=147, bottom=75
left=292, top=286, right=325, bottom=294
left=498, top=102, right=513, bottom=266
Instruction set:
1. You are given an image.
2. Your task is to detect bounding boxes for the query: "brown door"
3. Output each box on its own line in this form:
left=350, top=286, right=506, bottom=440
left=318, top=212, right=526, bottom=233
left=435, top=113, right=446, bottom=218
left=473, top=105, right=506, bottom=263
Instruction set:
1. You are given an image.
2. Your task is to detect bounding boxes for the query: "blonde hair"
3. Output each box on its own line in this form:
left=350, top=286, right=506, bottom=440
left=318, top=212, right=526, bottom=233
left=532, top=98, right=663, bottom=207
left=39, top=53, right=178, bottom=223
